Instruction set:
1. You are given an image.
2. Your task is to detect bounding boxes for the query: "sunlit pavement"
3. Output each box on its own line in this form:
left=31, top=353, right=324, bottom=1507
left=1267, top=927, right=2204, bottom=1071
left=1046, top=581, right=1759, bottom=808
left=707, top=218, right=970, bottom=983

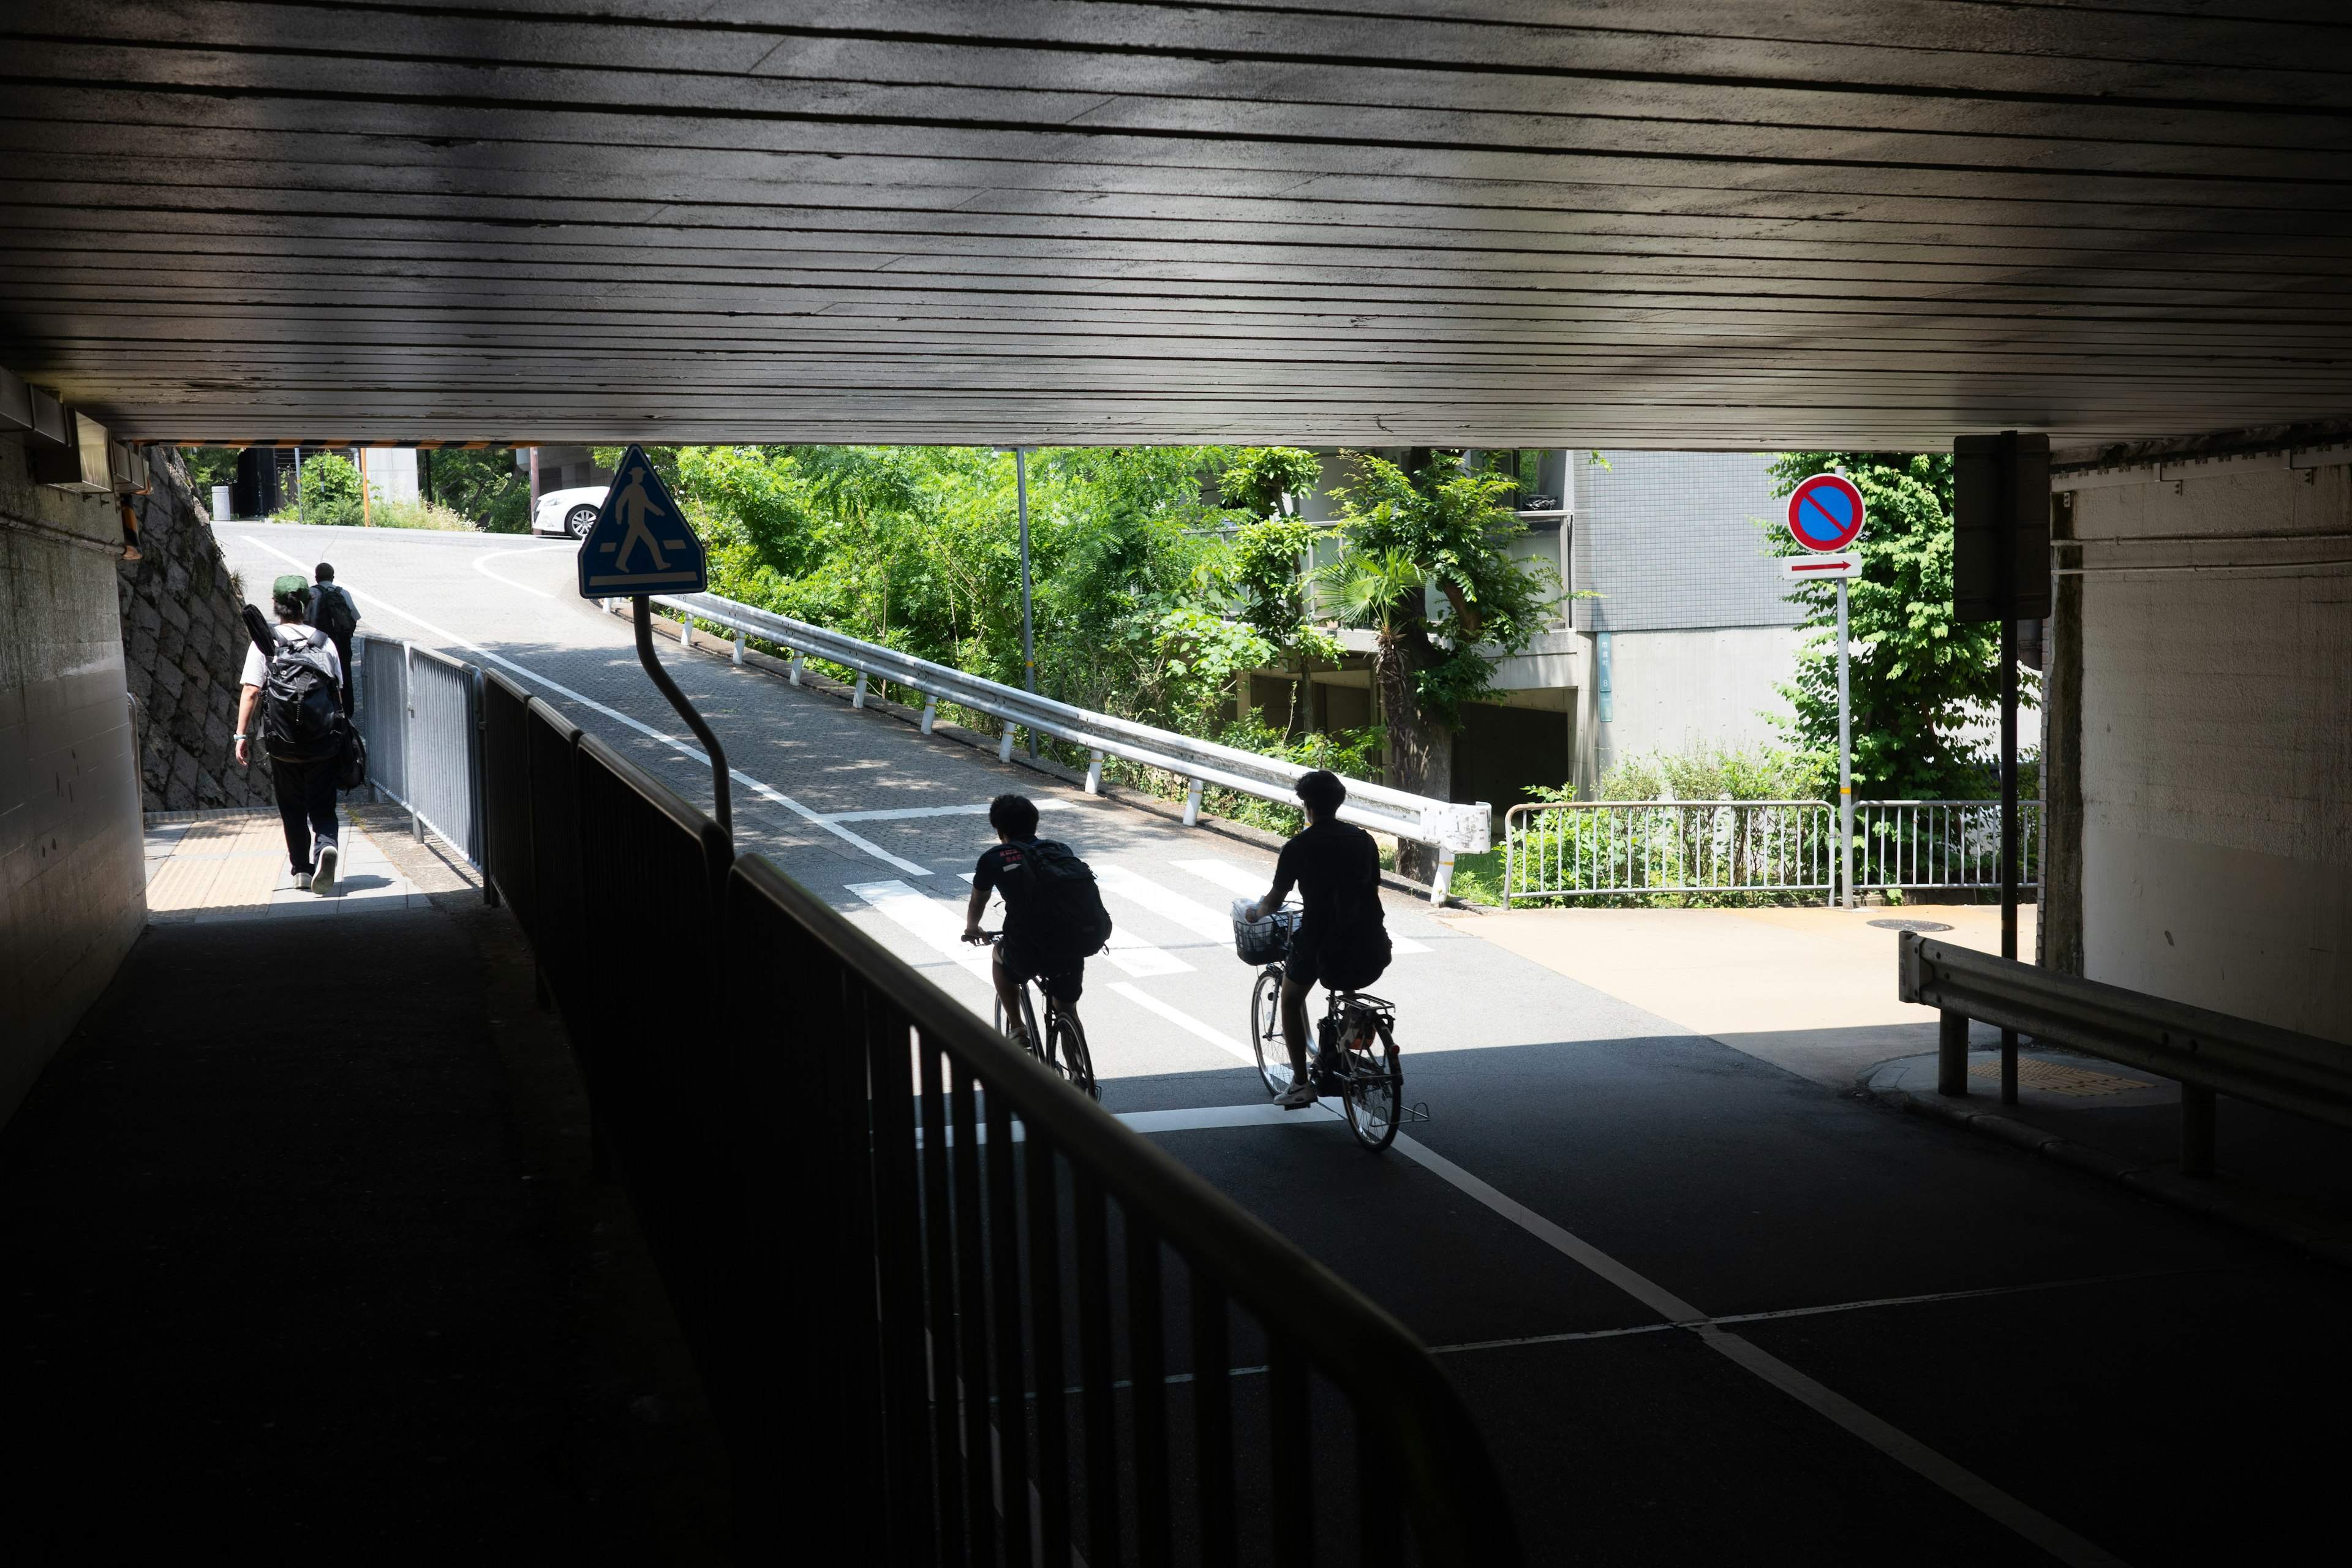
left=216, top=523, right=2352, bottom=1566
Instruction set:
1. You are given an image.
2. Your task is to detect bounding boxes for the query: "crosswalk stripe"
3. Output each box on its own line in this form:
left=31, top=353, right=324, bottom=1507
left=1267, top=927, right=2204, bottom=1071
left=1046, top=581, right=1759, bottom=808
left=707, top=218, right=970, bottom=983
left=1171, top=857, right=1431, bottom=953
left=846, top=880, right=995, bottom=982
left=1096, top=863, right=1235, bottom=941
left=957, top=872, right=1192, bottom=977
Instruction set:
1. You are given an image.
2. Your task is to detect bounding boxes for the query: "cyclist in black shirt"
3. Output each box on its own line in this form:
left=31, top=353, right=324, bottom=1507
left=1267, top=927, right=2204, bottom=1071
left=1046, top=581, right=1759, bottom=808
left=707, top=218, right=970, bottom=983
left=1244, top=769, right=1392, bottom=1107
left=961, top=793, right=1085, bottom=1048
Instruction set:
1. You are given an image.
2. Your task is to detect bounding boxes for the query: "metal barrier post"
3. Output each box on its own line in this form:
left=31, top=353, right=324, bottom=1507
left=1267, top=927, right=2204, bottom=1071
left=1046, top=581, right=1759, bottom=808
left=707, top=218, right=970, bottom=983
left=997, top=726, right=1016, bottom=763
left=1431, top=845, right=1456, bottom=904
left=1183, top=778, right=1203, bottom=826
left=1937, top=1009, right=1969, bottom=1096
left=680, top=614, right=693, bottom=651
left=1085, top=750, right=1102, bottom=794
left=853, top=671, right=867, bottom=709
left=789, top=652, right=803, bottom=686
left=733, top=629, right=745, bottom=666
left=920, top=696, right=937, bottom=734
left=2180, top=1085, right=2217, bottom=1177
left=403, top=641, right=422, bottom=841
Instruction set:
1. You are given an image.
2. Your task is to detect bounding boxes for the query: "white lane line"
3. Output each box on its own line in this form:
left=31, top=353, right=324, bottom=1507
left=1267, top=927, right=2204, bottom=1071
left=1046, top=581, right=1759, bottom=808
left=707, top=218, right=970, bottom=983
left=472, top=549, right=554, bottom=598
left=1388, top=1134, right=2125, bottom=1567
left=1174, top=857, right=1431, bottom=953
left=1108, top=982, right=1258, bottom=1065
left=845, top=880, right=995, bottom=982
left=228, top=530, right=930, bottom=876
left=824, top=800, right=1089, bottom=823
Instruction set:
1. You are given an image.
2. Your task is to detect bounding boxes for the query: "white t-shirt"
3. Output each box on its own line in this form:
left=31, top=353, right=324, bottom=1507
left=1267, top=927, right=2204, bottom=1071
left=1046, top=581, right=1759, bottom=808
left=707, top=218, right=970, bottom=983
left=240, top=623, right=345, bottom=690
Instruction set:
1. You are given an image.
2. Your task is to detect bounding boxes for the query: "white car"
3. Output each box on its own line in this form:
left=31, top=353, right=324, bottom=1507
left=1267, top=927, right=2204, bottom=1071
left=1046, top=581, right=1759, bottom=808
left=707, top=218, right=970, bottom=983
left=532, top=484, right=608, bottom=538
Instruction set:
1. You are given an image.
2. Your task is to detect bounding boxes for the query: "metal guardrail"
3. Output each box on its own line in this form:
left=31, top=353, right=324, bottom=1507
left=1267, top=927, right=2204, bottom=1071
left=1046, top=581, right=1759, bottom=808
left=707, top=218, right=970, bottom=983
left=1501, top=799, right=2043, bottom=906
left=605, top=590, right=1492, bottom=899
left=480, top=666, right=1523, bottom=1564
left=1502, top=800, right=1835, bottom=905
left=1897, top=931, right=2352, bottom=1178
left=353, top=631, right=491, bottom=889
left=1852, top=799, right=2040, bottom=893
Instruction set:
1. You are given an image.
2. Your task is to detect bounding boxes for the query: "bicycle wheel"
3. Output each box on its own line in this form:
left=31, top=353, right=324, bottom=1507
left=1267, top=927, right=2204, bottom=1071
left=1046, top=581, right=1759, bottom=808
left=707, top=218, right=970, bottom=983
left=1249, top=965, right=1291, bottom=1095
left=1340, top=1012, right=1402, bottom=1152
left=1047, top=1005, right=1099, bottom=1101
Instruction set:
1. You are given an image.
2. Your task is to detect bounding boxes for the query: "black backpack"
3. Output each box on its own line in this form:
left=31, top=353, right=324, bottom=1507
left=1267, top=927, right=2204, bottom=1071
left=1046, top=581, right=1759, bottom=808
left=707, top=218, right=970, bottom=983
left=244, top=606, right=345, bottom=764
left=310, top=582, right=359, bottom=642
left=1008, top=839, right=1115, bottom=960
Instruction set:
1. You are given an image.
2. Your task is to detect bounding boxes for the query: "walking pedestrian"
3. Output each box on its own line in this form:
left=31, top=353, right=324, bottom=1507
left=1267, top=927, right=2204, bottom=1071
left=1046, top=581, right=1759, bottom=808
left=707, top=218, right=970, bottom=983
left=237, top=575, right=347, bottom=894
left=306, top=560, right=361, bottom=714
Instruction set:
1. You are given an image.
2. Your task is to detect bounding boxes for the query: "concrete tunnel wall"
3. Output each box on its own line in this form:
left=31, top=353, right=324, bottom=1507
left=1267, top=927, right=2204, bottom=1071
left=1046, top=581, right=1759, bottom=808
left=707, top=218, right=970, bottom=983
left=2050, top=459, right=2351, bottom=1045
left=0, top=434, right=147, bottom=1122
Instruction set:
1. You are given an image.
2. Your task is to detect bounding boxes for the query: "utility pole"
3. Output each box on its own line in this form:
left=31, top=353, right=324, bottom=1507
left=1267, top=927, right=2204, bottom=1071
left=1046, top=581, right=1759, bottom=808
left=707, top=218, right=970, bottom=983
left=1016, top=445, right=1036, bottom=758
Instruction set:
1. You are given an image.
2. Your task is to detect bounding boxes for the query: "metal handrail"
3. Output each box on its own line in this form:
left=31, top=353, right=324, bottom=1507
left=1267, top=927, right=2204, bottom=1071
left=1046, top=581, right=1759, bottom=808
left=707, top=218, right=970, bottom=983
left=619, top=589, right=1492, bottom=864
left=1897, top=931, right=2352, bottom=1177
left=731, top=853, right=1523, bottom=1565
left=353, top=631, right=489, bottom=880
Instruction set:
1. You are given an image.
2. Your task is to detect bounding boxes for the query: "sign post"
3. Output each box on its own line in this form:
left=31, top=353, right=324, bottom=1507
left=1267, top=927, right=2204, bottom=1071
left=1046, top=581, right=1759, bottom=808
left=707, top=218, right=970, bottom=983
left=1786, top=471, right=1867, bottom=909
left=1953, top=431, right=2052, bottom=1106
left=576, top=443, right=731, bottom=837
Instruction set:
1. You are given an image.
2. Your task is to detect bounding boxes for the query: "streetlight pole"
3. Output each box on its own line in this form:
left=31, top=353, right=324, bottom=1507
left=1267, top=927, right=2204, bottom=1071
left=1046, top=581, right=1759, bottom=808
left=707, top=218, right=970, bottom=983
left=1016, top=446, right=1036, bottom=758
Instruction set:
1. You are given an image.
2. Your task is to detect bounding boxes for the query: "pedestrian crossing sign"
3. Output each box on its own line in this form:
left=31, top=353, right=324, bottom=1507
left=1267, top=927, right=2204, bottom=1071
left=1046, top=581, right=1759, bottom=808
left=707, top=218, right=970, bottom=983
left=576, top=444, right=707, bottom=597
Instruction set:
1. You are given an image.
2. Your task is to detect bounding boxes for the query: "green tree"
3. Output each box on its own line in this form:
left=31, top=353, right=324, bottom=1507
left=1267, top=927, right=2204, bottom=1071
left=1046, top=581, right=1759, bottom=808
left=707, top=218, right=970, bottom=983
left=424, top=448, right=530, bottom=532
left=1766, top=453, right=2026, bottom=799
left=289, top=453, right=364, bottom=526
left=1217, top=448, right=1335, bottom=737
left=1324, top=451, right=1558, bottom=880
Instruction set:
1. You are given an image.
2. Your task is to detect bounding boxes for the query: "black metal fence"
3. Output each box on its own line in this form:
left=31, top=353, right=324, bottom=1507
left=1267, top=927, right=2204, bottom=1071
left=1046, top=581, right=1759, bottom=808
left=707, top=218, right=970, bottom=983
left=480, top=669, right=1522, bottom=1565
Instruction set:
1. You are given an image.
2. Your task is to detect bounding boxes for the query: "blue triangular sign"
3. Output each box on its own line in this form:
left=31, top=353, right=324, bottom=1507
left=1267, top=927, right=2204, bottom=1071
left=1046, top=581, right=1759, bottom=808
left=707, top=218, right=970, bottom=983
left=576, top=444, right=707, bottom=598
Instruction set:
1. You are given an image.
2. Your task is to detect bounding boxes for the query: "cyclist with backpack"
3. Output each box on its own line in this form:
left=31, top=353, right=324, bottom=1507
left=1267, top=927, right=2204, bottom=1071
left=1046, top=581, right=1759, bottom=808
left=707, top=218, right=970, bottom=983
left=960, top=794, right=1112, bottom=1053
left=1243, top=769, right=1393, bottom=1109
left=235, top=575, right=349, bottom=894
left=305, top=561, right=360, bottom=714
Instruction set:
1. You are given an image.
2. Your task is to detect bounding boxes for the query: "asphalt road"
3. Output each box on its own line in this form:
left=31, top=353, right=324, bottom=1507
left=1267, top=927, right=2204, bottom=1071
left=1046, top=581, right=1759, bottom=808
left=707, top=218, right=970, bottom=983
left=221, top=523, right=2347, bottom=1567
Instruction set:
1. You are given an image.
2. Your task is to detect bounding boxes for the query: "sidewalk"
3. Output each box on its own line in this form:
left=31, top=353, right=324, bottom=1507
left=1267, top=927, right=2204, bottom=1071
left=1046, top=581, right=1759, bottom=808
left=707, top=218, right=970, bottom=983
left=1453, top=902, right=2035, bottom=1087
left=1, top=807, right=728, bottom=1558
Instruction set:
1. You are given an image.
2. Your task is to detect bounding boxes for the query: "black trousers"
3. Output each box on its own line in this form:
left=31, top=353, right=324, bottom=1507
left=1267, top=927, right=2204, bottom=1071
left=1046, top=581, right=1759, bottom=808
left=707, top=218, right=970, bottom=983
left=270, top=755, right=341, bottom=874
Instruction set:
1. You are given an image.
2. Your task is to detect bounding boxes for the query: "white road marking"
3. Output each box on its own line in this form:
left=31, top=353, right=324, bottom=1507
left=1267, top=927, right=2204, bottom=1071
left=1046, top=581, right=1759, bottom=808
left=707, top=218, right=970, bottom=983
left=1102, top=930, right=1191, bottom=977
left=1174, top=857, right=1431, bottom=952
left=1108, top=982, right=1257, bottom=1065
left=1386, top=1135, right=2125, bottom=1567
left=228, top=530, right=930, bottom=876
left=823, top=800, right=1088, bottom=823
left=845, top=880, right=995, bottom=982
left=471, top=549, right=554, bottom=598
left=1096, top=864, right=1235, bottom=941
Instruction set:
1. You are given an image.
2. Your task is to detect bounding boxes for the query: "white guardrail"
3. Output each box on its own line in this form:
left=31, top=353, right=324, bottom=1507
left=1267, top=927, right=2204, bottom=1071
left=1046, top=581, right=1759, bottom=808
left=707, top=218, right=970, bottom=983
left=603, top=590, right=1491, bottom=901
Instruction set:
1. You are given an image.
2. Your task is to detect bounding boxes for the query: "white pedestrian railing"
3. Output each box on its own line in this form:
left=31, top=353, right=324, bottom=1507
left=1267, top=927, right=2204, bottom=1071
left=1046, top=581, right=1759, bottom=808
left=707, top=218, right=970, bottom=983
left=605, top=591, right=1493, bottom=901
left=353, top=631, right=489, bottom=877
left=1501, top=799, right=2041, bottom=906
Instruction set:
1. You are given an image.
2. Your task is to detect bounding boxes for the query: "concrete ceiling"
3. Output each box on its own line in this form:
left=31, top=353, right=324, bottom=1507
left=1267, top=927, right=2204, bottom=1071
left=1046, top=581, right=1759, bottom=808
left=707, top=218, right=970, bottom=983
left=6, top=2, right=2352, bottom=449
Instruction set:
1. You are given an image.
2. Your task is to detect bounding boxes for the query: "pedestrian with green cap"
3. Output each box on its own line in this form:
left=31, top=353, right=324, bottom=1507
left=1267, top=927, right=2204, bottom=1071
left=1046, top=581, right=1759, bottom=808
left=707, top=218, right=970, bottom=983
left=236, top=573, right=348, bottom=894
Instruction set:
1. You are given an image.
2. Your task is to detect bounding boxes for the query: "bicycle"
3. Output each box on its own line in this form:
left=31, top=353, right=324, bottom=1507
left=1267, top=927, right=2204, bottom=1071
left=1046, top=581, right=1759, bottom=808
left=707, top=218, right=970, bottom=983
left=978, top=930, right=1099, bottom=1101
left=1235, top=907, right=1405, bottom=1152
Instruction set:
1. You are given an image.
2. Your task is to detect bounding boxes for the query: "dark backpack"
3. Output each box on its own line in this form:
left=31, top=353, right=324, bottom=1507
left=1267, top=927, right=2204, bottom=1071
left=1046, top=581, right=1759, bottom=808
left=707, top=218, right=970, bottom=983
left=309, top=582, right=359, bottom=642
left=244, top=606, right=345, bottom=764
left=1008, top=839, right=1114, bottom=960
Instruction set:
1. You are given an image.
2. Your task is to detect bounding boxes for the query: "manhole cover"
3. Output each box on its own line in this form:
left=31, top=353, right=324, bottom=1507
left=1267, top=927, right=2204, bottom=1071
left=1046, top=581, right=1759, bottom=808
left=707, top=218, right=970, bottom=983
left=1868, top=918, right=1953, bottom=932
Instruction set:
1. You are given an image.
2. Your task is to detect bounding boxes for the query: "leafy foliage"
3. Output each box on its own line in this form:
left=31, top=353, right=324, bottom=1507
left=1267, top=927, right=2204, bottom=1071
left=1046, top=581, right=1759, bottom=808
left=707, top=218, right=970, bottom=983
left=1765, top=453, right=2027, bottom=799
left=285, top=453, right=362, bottom=524
left=1534, top=744, right=1828, bottom=804
left=425, top=448, right=530, bottom=533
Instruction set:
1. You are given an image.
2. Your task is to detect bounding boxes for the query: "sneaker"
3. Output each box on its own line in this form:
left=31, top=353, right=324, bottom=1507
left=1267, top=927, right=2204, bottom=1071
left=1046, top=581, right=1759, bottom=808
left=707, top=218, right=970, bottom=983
left=312, top=842, right=339, bottom=895
left=1275, top=1081, right=1319, bottom=1110
left=294, top=872, right=312, bottom=891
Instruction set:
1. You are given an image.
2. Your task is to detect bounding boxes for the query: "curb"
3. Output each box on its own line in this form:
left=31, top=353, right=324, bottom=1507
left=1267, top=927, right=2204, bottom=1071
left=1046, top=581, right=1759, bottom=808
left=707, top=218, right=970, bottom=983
left=626, top=601, right=1473, bottom=908
left=1864, top=1082, right=2352, bottom=1271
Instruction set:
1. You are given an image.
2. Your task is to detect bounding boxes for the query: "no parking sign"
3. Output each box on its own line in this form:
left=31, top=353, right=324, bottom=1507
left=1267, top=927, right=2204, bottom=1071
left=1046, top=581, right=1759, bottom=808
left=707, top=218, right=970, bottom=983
left=1786, top=472, right=1866, bottom=552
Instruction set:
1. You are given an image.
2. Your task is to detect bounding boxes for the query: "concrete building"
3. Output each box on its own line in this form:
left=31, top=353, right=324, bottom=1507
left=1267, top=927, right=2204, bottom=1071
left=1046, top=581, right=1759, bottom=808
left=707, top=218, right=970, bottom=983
left=1244, top=447, right=1799, bottom=816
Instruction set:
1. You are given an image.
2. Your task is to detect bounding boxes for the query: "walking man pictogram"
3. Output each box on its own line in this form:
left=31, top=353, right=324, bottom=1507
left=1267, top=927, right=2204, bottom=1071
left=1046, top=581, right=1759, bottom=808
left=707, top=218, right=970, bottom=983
left=611, top=461, right=671, bottom=575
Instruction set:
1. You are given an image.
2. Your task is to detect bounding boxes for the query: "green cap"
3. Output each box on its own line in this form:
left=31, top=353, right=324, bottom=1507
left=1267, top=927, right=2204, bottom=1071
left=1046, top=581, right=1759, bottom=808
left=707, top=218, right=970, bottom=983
left=272, top=573, right=311, bottom=598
